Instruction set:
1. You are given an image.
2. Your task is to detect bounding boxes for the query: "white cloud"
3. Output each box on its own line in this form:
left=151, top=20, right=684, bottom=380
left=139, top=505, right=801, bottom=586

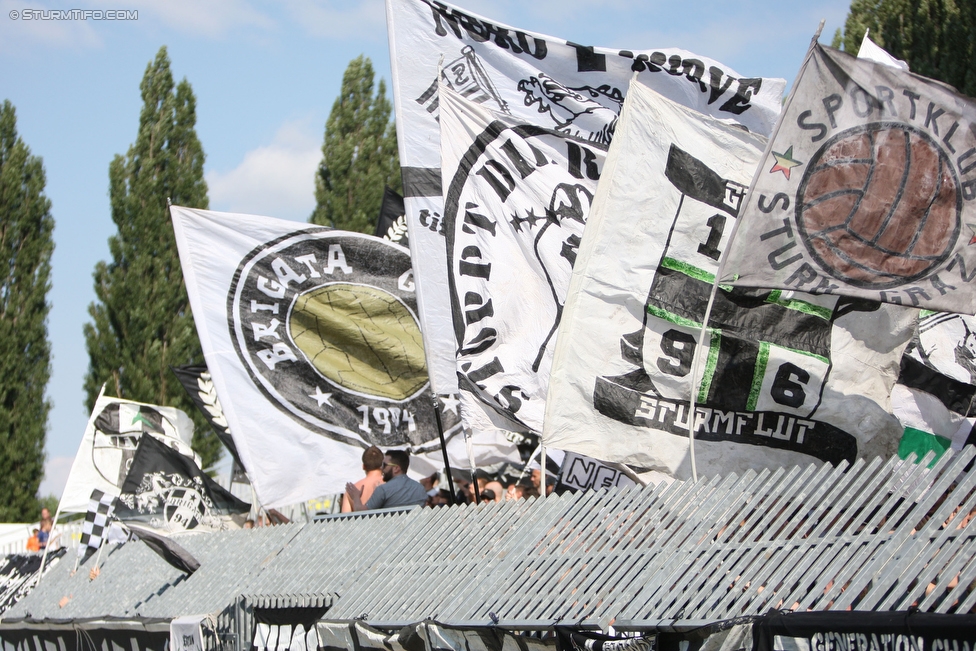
left=130, top=0, right=275, bottom=39
left=0, top=0, right=103, bottom=51
left=207, top=118, right=321, bottom=222
left=283, top=0, right=386, bottom=40
left=39, top=455, right=75, bottom=499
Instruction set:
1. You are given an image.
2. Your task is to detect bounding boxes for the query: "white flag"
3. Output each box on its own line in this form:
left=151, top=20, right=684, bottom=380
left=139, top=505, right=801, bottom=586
left=723, top=44, right=976, bottom=313
left=386, top=0, right=787, bottom=394
left=544, top=81, right=915, bottom=480
left=170, top=207, right=464, bottom=508
left=857, top=32, right=909, bottom=71
left=893, top=312, right=976, bottom=462
left=60, top=395, right=197, bottom=514
left=439, top=84, right=606, bottom=436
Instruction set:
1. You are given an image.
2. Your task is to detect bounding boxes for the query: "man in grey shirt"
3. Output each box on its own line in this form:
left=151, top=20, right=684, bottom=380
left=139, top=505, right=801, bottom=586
left=345, top=449, right=427, bottom=510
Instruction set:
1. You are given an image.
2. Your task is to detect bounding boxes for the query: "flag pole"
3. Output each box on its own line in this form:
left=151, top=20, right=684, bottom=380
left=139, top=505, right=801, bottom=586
left=540, top=444, right=547, bottom=498
left=683, top=21, right=826, bottom=483
left=463, top=428, right=481, bottom=504
left=432, top=396, right=458, bottom=504
left=429, top=56, right=459, bottom=506
left=41, top=383, right=107, bottom=579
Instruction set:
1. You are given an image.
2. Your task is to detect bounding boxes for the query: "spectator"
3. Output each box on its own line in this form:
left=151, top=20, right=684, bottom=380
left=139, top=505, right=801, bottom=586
left=37, top=517, right=51, bottom=550
left=26, top=529, right=40, bottom=552
left=505, top=483, right=526, bottom=501
left=346, top=450, right=426, bottom=511
left=484, top=481, right=504, bottom=503
left=342, top=446, right=385, bottom=513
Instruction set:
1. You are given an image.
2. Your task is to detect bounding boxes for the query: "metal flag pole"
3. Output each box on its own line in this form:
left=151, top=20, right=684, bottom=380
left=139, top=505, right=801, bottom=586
left=428, top=56, right=460, bottom=506
left=683, top=20, right=826, bottom=483
left=463, top=428, right=481, bottom=504
left=42, top=383, right=107, bottom=579
left=540, top=445, right=547, bottom=498
left=432, top=395, right=458, bottom=504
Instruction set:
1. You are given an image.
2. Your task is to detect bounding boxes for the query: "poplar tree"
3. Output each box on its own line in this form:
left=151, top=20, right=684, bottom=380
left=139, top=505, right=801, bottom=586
left=310, top=56, right=401, bottom=233
left=84, top=47, right=222, bottom=469
left=0, top=100, right=53, bottom=521
left=833, top=0, right=975, bottom=97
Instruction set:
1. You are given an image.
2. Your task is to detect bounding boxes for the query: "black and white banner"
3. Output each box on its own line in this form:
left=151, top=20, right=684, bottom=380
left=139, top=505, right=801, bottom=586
left=723, top=44, right=976, bottom=313
left=556, top=452, right=638, bottom=493
left=252, top=607, right=328, bottom=651
left=545, top=81, right=914, bottom=480
left=752, top=611, right=976, bottom=651
left=114, top=431, right=249, bottom=533
left=556, top=629, right=655, bottom=651
left=60, top=395, right=199, bottom=514
left=171, top=207, right=465, bottom=507
left=387, top=0, right=787, bottom=394
left=440, top=84, right=606, bottom=436
left=0, top=549, right=65, bottom=616
left=0, top=627, right=168, bottom=651
left=172, top=364, right=248, bottom=482
left=318, top=620, right=555, bottom=651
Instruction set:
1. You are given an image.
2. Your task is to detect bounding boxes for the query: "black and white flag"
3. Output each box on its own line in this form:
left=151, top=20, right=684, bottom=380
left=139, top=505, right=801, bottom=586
left=60, top=395, right=199, bottom=514
left=172, top=364, right=249, bottom=483
left=171, top=207, right=477, bottom=507
left=440, top=84, right=606, bottom=437
left=387, top=0, right=787, bottom=394
left=555, top=452, right=638, bottom=493
left=545, top=81, right=914, bottom=480
left=375, top=186, right=408, bottom=247
left=0, top=550, right=65, bottom=616
left=78, top=489, right=117, bottom=560
left=723, top=44, right=976, bottom=313
left=114, top=432, right=249, bottom=534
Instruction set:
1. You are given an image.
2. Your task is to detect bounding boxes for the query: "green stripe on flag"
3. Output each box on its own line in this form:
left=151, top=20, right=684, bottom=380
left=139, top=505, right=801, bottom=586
left=697, top=330, right=722, bottom=403
left=765, top=290, right=833, bottom=321
left=659, top=258, right=733, bottom=291
left=898, top=427, right=951, bottom=467
left=646, top=304, right=701, bottom=329
left=747, top=342, right=770, bottom=412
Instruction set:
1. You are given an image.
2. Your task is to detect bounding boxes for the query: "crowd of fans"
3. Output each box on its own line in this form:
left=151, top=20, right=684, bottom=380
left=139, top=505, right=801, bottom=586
left=340, top=446, right=555, bottom=513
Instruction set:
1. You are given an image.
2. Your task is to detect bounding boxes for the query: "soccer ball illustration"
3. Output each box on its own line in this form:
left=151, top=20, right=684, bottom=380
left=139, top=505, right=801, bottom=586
left=796, top=123, right=961, bottom=288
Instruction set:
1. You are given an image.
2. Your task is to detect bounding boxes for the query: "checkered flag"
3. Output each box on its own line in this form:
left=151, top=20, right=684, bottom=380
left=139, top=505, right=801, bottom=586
left=79, top=489, right=117, bottom=560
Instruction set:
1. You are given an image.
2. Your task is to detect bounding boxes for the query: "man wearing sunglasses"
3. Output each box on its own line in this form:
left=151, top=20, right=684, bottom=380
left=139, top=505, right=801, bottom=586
left=345, top=449, right=427, bottom=511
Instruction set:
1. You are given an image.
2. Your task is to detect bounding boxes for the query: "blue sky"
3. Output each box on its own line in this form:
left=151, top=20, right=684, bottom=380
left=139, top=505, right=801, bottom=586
left=0, top=0, right=851, bottom=501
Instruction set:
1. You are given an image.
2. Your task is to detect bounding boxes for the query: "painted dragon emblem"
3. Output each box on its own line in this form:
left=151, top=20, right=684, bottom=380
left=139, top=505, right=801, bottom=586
left=517, top=74, right=623, bottom=145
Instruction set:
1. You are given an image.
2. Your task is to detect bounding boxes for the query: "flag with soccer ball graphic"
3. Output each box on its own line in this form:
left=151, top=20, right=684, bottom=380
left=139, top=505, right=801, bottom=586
left=170, top=207, right=507, bottom=509
left=723, top=43, right=976, bottom=314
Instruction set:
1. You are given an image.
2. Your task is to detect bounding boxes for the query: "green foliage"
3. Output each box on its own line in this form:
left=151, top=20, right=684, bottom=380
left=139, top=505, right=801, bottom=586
left=0, top=100, right=53, bottom=522
left=836, top=0, right=975, bottom=97
left=83, top=47, right=222, bottom=469
left=310, top=56, right=401, bottom=233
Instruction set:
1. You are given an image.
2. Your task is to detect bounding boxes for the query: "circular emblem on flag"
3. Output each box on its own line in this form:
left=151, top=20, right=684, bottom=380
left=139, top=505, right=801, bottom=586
left=795, top=122, right=962, bottom=288
left=228, top=230, right=441, bottom=448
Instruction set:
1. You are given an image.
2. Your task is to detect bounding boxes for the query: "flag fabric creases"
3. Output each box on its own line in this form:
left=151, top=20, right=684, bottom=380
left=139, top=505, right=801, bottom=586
left=170, top=206, right=465, bottom=507
left=723, top=44, right=976, bottom=314
left=544, top=80, right=915, bottom=481
left=386, top=0, right=787, bottom=394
